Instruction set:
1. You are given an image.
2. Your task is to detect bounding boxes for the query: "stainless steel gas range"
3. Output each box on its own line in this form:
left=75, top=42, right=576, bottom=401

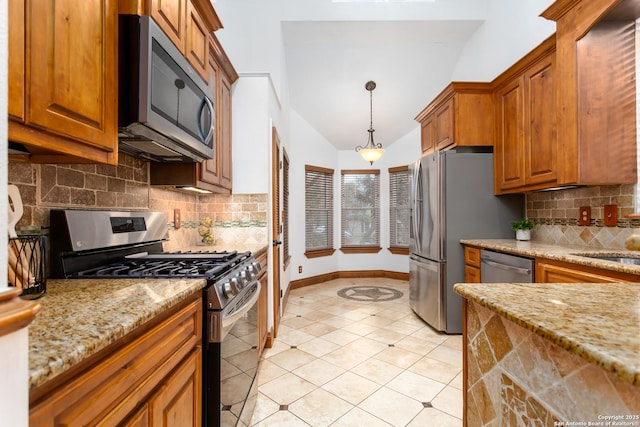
left=49, top=209, right=261, bottom=427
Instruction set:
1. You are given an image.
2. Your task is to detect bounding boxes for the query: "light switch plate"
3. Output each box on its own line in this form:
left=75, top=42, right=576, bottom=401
left=604, top=204, right=617, bottom=227
left=579, top=206, right=591, bottom=226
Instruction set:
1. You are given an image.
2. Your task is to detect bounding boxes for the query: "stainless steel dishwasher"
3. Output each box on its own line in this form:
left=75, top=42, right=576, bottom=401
left=480, top=249, right=534, bottom=283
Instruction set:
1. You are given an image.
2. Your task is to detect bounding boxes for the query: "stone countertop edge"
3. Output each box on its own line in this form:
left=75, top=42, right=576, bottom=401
left=460, top=238, right=640, bottom=276
left=28, top=277, right=207, bottom=391
left=453, top=281, right=640, bottom=388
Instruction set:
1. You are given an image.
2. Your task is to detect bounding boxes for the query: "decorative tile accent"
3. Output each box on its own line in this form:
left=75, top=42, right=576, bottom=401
left=337, top=286, right=404, bottom=302
left=465, top=301, right=640, bottom=426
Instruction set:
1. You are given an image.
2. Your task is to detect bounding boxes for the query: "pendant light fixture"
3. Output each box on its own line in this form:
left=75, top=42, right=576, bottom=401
left=355, top=80, right=384, bottom=165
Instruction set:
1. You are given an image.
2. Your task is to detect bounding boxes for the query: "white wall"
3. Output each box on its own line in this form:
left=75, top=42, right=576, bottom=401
left=1, top=1, right=30, bottom=425
left=288, top=110, right=420, bottom=289
left=451, top=0, right=556, bottom=81
left=231, top=76, right=271, bottom=194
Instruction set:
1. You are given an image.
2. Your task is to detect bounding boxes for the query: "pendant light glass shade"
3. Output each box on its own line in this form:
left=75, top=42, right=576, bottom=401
left=355, top=81, right=384, bottom=165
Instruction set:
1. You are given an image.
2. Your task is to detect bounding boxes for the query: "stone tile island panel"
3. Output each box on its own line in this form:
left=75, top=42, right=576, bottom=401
left=464, top=301, right=639, bottom=427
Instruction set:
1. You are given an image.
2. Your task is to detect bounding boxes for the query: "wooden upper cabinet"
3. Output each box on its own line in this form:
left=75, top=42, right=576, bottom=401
left=416, top=82, right=494, bottom=154
left=8, top=0, right=118, bottom=164
left=420, top=116, right=435, bottom=154
left=434, top=97, right=453, bottom=150
left=150, top=0, right=187, bottom=52
left=217, top=72, right=233, bottom=189
left=542, top=0, right=638, bottom=186
left=8, top=1, right=25, bottom=121
left=186, top=0, right=210, bottom=82
left=493, top=35, right=557, bottom=194
left=525, top=53, right=557, bottom=186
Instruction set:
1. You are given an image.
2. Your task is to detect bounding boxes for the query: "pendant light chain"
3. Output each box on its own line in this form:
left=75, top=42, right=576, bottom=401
left=355, top=80, right=384, bottom=165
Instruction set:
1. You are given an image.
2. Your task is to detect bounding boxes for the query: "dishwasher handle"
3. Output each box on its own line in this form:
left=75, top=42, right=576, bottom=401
left=481, top=257, right=531, bottom=276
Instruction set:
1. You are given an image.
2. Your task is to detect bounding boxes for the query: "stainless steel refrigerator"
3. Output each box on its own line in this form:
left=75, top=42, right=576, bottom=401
left=409, top=150, right=523, bottom=334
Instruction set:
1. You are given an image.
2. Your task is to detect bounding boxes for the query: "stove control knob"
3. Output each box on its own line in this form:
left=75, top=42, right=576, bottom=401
left=231, top=277, right=242, bottom=291
left=222, top=281, right=236, bottom=298
left=245, top=266, right=256, bottom=280
left=239, top=270, right=249, bottom=285
left=252, top=261, right=262, bottom=274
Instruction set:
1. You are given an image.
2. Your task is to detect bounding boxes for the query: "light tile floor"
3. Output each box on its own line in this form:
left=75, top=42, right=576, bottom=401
left=250, top=278, right=463, bottom=427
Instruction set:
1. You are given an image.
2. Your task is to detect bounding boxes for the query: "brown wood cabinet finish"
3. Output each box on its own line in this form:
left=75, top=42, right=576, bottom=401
left=8, top=0, right=119, bottom=164
left=536, top=259, right=640, bottom=284
left=494, top=35, right=557, bottom=194
left=542, top=0, right=638, bottom=186
left=415, top=82, right=494, bottom=154
left=463, top=246, right=481, bottom=283
left=150, top=0, right=187, bottom=53
left=420, top=116, right=436, bottom=154
left=29, top=294, right=202, bottom=427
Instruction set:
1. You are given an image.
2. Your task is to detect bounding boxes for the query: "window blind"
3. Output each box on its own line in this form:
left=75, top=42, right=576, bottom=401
left=389, top=166, right=410, bottom=248
left=341, top=170, right=380, bottom=247
left=305, top=165, right=334, bottom=252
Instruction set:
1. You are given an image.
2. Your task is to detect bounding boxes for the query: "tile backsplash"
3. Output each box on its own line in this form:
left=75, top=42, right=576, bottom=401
left=526, top=184, right=640, bottom=249
left=7, top=154, right=268, bottom=251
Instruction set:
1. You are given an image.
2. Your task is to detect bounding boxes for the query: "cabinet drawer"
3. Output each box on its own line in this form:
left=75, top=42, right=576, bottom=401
left=464, top=246, right=481, bottom=268
left=535, top=260, right=640, bottom=283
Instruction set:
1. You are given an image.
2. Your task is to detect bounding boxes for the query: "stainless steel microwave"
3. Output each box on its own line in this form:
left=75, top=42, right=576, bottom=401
left=118, top=15, right=214, bottom=163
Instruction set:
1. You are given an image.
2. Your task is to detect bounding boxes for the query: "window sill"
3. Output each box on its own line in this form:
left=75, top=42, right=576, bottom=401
left=388, top=247, right=409, bottom=255
left=340, top=246, right=382, bottom=254
left=305, top=249, right=336, bottom=259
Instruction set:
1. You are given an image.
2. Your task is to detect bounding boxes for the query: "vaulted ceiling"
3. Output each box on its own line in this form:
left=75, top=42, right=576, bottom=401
left=211, top=0, right=550, bottom=150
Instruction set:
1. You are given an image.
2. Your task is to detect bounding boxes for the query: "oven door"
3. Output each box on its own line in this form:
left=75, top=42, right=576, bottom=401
left=204, top=281, right=261, bottom=427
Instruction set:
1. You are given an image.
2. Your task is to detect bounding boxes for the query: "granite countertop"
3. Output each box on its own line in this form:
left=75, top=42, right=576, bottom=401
left=28, top=277, right=206, bottom=391
left=460, top=239, right=640, bottom=276
left=454, top=281, right=640, bottom=387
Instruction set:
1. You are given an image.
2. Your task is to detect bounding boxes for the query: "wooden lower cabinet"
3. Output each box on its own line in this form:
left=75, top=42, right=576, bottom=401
left=463, top=246, right=481, bottom=282
left=535, top=259, right=640, bottom=283
left=29, top=294, right=202, bottom=427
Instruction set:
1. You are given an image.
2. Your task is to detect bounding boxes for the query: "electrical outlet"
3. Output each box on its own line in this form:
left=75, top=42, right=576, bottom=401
left=579, top=206, right=591, bottom=226
left=604, top=204, right=617, bottom=227
left=298, top=266, right=302, bottom=274
left=174, top=209, right=181, bottom=229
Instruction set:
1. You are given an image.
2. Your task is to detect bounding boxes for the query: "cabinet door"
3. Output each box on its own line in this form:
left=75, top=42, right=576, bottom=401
left=186, top=0, right=209, bottom=82
left=218, top=73, right=233, bottom=190
left=464, top=265, right=481, bottom=283
left=435, top=98, right=454, bottom=150
left=8, top=0, right=25, bottom=121
left=200, top=52, right=221, bottom=187
left=150, top=349, right=202, bottom=427
left=524, top=53, right=557, bottom=186
left=150, top=0, right=186, bottom=52
left=535, top=260, right=638, bottom=283
left=420, top=116, right=435, bottom=154
left=495, top=77, right=525, bottom=192
left=28, top=0, right=117, bottom=152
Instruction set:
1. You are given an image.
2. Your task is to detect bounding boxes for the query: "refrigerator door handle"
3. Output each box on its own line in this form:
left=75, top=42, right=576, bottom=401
left=481, top=258, right=531, bottom=276
left=412, top=161, right=423, bottom=255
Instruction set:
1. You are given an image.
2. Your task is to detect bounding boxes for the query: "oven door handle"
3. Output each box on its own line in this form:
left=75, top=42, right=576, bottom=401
left=221, top=281, right=261, bottom=330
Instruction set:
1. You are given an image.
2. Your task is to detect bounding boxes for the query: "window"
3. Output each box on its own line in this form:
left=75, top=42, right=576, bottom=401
left=305, top=165, right=335, bottom=257
left=340, top=169, right=381, bottom=253
left=389, top=166, right=410, bottom=254
left=283, top=150, right=290, bottom=268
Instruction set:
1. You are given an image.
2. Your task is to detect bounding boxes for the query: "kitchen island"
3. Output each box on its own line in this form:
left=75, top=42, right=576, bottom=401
left=454, top=281, right=639, bottom=426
